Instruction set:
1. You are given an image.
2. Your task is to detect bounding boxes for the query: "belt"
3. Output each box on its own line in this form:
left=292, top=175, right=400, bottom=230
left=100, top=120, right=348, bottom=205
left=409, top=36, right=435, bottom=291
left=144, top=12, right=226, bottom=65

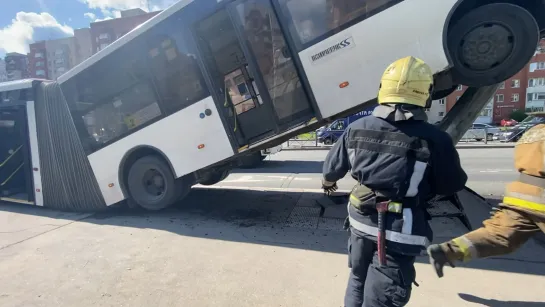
left=518, top=173, right=545, bottom=189
left=349, top=193, right=403, bottom=213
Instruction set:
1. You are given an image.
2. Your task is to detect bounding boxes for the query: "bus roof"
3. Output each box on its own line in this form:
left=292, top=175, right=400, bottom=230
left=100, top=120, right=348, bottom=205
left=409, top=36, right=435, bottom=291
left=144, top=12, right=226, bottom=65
left=57, top=0, right=194, bottom=84
left=0, top=79, right=39, bottom=92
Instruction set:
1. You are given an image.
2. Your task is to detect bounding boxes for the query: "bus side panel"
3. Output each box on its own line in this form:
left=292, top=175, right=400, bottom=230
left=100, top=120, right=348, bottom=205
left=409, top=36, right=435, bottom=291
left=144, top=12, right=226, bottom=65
left=87, top=96, right=234, bottom=206
left=297, top=0, right=458, bottom=119
left=25, top=101, right=43, bottom=206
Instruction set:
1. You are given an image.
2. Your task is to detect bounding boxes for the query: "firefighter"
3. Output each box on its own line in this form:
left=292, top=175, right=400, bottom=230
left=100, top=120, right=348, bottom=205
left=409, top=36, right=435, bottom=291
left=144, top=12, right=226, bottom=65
left=321, top=56, right=468, bottom=307
left=428, top=114, right=545, bottom=278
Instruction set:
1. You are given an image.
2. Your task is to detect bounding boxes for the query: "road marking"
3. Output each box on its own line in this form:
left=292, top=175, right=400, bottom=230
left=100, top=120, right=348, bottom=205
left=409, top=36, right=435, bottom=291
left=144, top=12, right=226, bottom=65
left=479, top=169, right=513, bottom=173
left=221, top=175, right=266, bottom=183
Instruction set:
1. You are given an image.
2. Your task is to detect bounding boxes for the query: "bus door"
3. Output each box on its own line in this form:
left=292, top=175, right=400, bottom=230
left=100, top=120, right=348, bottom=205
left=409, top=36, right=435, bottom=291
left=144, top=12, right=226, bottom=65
left=0, top=105, right=34, bottom=205
left=194, top=0, right=314, bottom=145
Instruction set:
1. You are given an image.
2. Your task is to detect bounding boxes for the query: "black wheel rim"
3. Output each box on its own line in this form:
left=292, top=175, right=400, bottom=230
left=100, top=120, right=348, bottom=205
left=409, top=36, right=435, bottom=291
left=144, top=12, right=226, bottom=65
left=142, top=168, right=166, bottom=200
left=458, top=23, right=514, bottom=71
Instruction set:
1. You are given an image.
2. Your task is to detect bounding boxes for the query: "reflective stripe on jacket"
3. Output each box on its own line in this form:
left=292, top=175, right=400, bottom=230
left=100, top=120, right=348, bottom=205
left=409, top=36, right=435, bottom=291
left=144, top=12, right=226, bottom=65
left=503, top=124, right=545, bottom=215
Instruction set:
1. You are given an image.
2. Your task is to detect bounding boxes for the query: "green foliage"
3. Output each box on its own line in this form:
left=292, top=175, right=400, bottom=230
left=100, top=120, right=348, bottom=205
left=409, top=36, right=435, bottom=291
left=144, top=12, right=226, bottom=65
left=509, top=110, right=527, bottom=122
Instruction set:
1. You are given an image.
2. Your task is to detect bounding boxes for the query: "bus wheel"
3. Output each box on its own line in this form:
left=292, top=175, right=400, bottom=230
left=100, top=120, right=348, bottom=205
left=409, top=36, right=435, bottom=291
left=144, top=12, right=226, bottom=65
left=198, top=169, right=230, bottom=186
left=448, top=3, right=539, bottom=87
left=127, top=155, right=181, bottom=211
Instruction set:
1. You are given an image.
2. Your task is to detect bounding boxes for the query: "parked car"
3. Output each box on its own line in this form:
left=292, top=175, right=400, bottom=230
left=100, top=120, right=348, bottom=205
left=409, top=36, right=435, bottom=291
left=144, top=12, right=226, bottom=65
left=494, top=115, right=545, bottom=142
left=316, top=105, right=376, bottom=144
left=500, top=118, right=518, bottom=127
left=470, top=123, right=500, bottom=141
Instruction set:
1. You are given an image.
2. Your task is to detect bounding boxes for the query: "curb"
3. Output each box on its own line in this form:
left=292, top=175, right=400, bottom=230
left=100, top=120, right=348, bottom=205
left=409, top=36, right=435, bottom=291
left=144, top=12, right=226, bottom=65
left=283, top=144, right=515, bottom=151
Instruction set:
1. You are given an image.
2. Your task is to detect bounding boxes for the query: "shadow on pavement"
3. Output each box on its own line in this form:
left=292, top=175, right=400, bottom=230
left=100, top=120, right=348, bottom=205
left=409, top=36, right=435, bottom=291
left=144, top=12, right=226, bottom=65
left=458, top=293, right=545, bottom=306
left=231, top=160, right=323, bottom=174
left=1, top=187, right=544, bottom=277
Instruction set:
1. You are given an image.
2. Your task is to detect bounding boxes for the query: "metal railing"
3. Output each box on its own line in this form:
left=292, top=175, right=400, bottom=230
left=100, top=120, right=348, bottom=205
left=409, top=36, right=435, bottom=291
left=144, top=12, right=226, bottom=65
left=285, top=128, right=502, bottom=148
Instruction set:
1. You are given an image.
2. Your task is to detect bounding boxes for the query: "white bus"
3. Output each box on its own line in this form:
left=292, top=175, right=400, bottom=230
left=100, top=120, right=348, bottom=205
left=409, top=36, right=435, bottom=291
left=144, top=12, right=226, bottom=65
left=1, top=0, right=543, bottom=211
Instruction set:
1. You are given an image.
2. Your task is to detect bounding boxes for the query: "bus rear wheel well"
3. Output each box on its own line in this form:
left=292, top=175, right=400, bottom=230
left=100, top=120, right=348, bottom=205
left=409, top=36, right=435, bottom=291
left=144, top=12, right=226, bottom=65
left=118, top=146, right=177, bottom=199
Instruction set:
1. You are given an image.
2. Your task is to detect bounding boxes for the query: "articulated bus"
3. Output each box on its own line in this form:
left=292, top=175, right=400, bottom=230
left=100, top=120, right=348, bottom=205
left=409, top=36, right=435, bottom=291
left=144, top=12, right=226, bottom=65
left=1, top=0, right=543, bottom=211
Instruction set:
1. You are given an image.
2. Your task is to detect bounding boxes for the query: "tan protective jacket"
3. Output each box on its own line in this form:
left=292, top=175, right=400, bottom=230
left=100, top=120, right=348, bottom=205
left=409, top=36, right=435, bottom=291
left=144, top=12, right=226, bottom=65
left=504, top=124, right=545, bottom=218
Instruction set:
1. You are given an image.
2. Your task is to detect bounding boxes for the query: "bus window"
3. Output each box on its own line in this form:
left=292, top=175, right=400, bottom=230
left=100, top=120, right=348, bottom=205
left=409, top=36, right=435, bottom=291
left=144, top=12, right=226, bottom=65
left=234, top=0, right=311, bottom=123
left=279, top=0, right=398, bottom=48
left=81, top=81, right=161, bottom=146
left=225, top=69, right=257, bottom=115
left=65, top=39, right=166, bottom=152
left=145, top=31, right=209, bottom=116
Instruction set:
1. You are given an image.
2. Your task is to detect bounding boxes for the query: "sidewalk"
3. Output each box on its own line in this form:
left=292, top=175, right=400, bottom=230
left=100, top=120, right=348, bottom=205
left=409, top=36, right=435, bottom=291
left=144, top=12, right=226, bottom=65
left=283, top=141, right=515, bottom=151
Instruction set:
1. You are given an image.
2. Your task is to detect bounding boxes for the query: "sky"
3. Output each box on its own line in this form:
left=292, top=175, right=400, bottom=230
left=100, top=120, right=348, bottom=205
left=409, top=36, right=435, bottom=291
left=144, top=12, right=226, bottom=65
left=0, top=0, right=178, bottom=57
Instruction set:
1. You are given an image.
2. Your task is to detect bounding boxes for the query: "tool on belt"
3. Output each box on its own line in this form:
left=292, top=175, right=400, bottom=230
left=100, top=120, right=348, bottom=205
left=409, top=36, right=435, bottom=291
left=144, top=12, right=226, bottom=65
left=375, top=201, right=402, bottom=267
left=348, top=185, right=403, bottom=267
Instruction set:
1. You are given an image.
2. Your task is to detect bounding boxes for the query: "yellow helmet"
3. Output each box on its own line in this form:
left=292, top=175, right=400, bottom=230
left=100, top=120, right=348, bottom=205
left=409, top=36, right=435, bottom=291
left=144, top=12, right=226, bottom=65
left=377, top=56, right=434, bottom=108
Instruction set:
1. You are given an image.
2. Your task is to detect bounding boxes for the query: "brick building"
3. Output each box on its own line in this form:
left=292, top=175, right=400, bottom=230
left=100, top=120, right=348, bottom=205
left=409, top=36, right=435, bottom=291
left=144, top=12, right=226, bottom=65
left=90, top=9, right=160, bottom=54
left=28, top=29, right=94, bottom=80
left=28, top=41, right=48, bottom=79
left=446, top=39, right=545, bottom=124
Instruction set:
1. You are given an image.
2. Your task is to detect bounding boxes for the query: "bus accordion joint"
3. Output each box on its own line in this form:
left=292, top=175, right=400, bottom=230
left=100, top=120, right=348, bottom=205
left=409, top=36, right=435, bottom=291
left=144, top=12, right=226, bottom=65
left=198, top=144, right=205, bottom=149
left=339, top=81, right=350, bottom=88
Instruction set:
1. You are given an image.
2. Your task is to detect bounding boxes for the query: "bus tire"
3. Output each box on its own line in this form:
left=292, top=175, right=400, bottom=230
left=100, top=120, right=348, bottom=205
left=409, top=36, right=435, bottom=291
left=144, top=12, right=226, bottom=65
left=127, top=155, right=181, bottom=211
left=198, top=169, right=230, bottom=186
left=447, top=3, right=539, bottom=87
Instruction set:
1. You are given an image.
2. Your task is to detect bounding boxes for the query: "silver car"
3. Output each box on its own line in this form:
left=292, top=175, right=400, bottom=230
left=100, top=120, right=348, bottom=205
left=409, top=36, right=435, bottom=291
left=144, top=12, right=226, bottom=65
left=470, top=123, right=500, bottom=141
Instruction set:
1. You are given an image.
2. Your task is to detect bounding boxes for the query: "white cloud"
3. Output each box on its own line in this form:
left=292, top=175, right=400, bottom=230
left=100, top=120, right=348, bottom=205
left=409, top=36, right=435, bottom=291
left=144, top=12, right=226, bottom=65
left=0, top=12, right=74, bottom=55
left=101, top=9, right=121, bottom=18
left=81, top=0, right=177, bottom=12
left=84, top=12, right=97, bottom=20
left=82, top=0, right=150, bottom=11
left=80, top=0, right=176, bottom=23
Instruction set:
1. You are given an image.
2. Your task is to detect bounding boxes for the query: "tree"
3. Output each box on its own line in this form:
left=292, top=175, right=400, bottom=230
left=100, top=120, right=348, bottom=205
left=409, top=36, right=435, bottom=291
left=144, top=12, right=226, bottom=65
left=510, top=110, right=527, bottom=122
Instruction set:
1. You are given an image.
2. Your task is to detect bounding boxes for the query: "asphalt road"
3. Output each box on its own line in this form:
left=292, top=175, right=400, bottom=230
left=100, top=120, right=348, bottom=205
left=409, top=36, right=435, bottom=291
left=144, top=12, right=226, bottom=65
left=2, top=146, right=544, bottom=307
left=210, top=148, right=516, bottom=198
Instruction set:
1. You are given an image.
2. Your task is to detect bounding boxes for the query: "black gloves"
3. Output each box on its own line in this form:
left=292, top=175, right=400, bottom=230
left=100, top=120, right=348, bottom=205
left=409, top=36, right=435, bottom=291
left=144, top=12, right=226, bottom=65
left=322, top=179, right=338, bottom=195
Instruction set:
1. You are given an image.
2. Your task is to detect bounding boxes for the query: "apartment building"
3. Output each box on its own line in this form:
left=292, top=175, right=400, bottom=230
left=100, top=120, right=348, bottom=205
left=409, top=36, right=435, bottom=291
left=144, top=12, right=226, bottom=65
left=525, top=46, right=545, bottom=112
left=45, top=37, right=78, bottom=80
left=90, top=9, right=160, bottom=54
left=74, top=28, right=93, bottom=65
left=426, top=98, right=447, bottom=123
left=4, top=53, right=28, bottom=81
left=446, top=39, right=545, bottom=124
left=0, top=59, right=7, bottom=82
